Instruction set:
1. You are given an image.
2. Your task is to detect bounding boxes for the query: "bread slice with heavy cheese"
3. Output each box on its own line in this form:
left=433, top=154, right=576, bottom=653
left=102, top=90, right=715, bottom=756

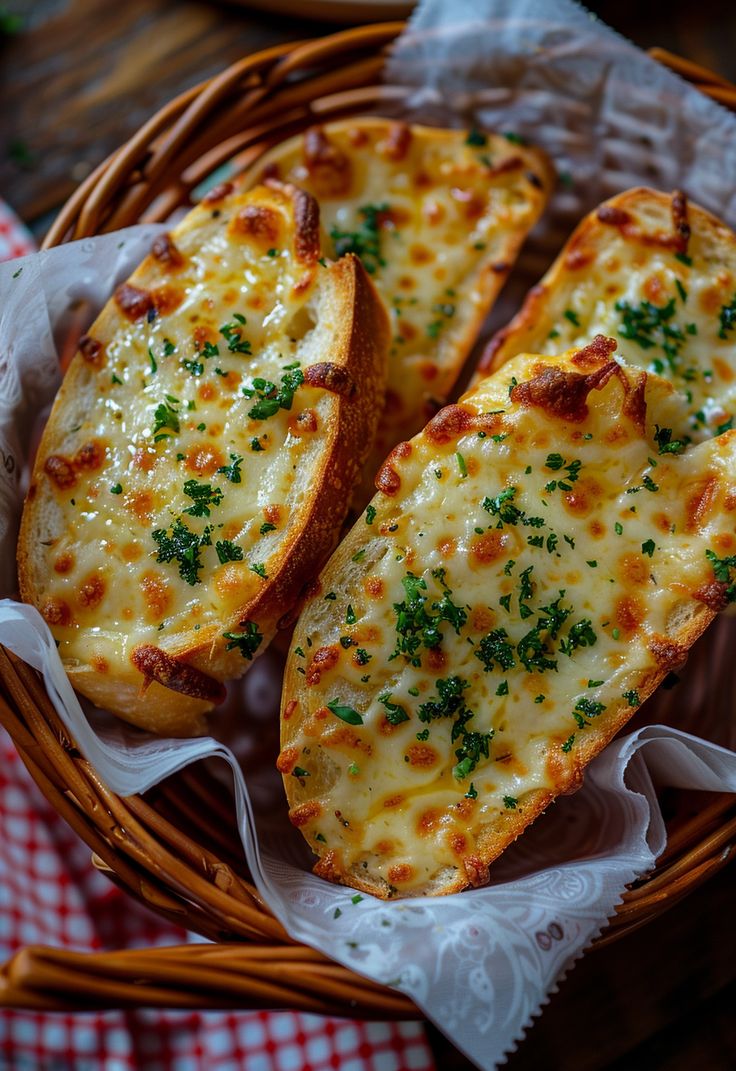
left=479, top=187, right=736, bottom=442
left=244, top=118, right=554, bottom=504
left=279, top=335, right=736, bottom=898
left=18, top=181, right=389, bottom=736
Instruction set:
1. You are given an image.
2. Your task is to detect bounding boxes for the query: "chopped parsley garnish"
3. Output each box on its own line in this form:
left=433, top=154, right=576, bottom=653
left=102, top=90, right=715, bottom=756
left=109, top=483, right=122, bottom=495
left=653, top=425, right=686, bottom=455
left=476, top=628, right=516, bottom=672
left=217, top=454, right=243, bottom=483
left=330, top=203, right=388, bottom=275
left=245, top=368, right=304, bottom=421
left=259, top=522, right=276, bottom=535
left=563, top=308, right=580, bottom=327
left=706, top=548, right=736, bottom=602
left=465, top=783, right=478, bottom=799
left=622, top=689, right=640, bottom=707
left=152, top=519, right=210, bottom=585
left=378, top=693, right=410, bottom=725
left=292, top=766, right=310, bottom=779
left=718, top=294, right=736, bottom=340
left=223, top=621, right=262, bottom=660
left=215, top=539, right=243, bottom=564
left=496, top=680, right=509, bottom=696
left=544, top=453, right=582, bottom=492
left=456, top=452, right=468, bottom=478
left=355, top=648, right=371, bottom=666
left=182, top=357, right=204, bottom=377
left=250, top=562, right=268, bottom=579
left=219, top=314, right=251, bottom=354
left=152, top=399, right=180, bottom=442
left=642, top=539, right=656, bottom=557
left=182, top=479, right=223, bottom=517
left=148, top=348, right=157, bottom=374
left=391, top=572, right=467, bottom=667
left=616, top=297, right=686, bottom=374
left=561, top=734, right=575, bottom=753
left=366, top=505, right=377, bottom=525
left=465, top=128, right=487, bottom=146
left=559, top=619, right=597, bottom=656
left=482, top=486, right=522, bottom=526
left=503, top=796, right=518, bottom=809
left=327, top=699, right=364, bottom=726
left=251, top=437, right=265, bottom=452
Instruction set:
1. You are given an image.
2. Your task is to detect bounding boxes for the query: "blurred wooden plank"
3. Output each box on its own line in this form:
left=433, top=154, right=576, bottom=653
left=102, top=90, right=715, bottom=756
left=0, top=0, right=318, bottom=223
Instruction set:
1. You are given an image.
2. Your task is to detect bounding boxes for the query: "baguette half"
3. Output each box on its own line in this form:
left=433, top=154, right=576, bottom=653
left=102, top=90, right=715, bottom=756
left=18, top=181, right=389, bottom=735
left=280, top=336, right=736, bottom=897
left=479, top=187, right=736, bottom=442
left=245, top=118, right=554, bottom=504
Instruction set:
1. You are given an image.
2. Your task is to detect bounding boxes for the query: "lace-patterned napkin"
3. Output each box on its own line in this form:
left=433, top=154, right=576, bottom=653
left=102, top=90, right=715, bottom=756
left=2, top=3, right=736, bottom=1067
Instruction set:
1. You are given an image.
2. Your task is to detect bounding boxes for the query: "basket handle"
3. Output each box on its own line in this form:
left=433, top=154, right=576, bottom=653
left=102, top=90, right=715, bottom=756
left=0, top=942, right=417, bottom=1017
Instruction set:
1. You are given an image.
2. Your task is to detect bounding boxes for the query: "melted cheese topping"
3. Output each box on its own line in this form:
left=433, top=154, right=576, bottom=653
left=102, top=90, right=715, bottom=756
left=282, top=343, right=736, bottom=896
left=27, top=186, right=352, bottom=689
left=489, top=190, right=736, bottom=440
left=250, top=120, right=551, bottom=496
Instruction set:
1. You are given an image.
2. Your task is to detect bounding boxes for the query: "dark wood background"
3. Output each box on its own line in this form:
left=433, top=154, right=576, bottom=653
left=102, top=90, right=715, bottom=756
left=0, top=2, right=735, bottom=1069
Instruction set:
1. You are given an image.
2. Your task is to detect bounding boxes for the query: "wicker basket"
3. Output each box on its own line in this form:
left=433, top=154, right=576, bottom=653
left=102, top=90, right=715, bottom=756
left=1, top=22, right=736, bottom=1014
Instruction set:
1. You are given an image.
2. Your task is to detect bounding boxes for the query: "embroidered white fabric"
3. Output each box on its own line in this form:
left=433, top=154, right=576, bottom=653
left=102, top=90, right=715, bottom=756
left=2, top=5, right=736, bottom=1066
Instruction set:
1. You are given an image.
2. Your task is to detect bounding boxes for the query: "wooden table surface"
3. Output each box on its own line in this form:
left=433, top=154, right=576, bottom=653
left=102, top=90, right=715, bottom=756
left=1, top=2, right=735, bottom=1069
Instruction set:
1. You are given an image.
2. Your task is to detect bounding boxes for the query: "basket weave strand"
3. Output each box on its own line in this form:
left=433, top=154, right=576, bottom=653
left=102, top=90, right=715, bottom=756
left=2, top=22, right=736, bottom=1013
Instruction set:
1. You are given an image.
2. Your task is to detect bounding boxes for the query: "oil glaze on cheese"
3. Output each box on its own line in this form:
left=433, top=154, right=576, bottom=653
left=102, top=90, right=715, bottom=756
left=281, top=340, right=736, bottom=897
left=247, top=119, right=554, bottom=503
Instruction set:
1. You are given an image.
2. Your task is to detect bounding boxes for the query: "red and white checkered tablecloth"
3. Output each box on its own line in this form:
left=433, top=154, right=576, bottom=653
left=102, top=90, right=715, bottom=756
left=0, top=201, right=435, bottom=1071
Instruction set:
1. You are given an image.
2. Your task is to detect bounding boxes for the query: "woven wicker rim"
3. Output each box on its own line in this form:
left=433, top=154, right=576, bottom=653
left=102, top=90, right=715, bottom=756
left=2, top=23, right=736, bottom=1013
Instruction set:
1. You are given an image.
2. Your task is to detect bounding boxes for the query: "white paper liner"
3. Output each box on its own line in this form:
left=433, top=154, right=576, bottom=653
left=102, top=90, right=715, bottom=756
left=3, top=4, right=736, bottom=1067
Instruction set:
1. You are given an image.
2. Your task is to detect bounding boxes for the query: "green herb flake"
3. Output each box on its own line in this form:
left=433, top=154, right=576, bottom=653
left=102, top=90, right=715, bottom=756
left=642, top=539, right=655, bottom=557
left=622, top=689, right=640, bottom=707
left=503, top=795, right=518, bottom=809
left=327, top=699, right=364, bottom=726
left=250, top=562, right=268, bottom=579
left=109, top=483, right=123, bottom=495
left=330, top=203, right=389, bottom=275
left=182, top=479, right=223, bottom=517
left=215, top=539, right=243, bottom=564
left=217, top=454, right=243, bottom=483
left=366, top=505, right=377, bottom=525
left=378, top=693, right=410, bottom=725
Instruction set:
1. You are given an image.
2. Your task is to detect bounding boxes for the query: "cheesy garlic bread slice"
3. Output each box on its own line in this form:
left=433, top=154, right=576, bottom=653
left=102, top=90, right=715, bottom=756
left=280, top=335, right=736, bottom=898
left=245, top=118, right=554, bottom=504
left=480, top=187, right=736, bottom=442
left=18, top=182, right=389, bottom=736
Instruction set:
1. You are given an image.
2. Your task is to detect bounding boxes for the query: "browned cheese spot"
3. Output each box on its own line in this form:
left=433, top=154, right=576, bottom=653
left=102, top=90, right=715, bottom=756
left=614, top=594, right=646, bottom=636
left=283, top=698, right=298, bottom=721
left=512, top=357, right=621, bottom=424
left=302, top=128, right=352, bottom=197
left=303, top=362, right=354, bottom=397
left=290, top=409, right=318, bottom=435
left=379, top=122, right=412, bottom=161
left=406, top=744, right=439, bottom=768
left=185, top=444, right=224, bottom=476
left=563, top=476, right=603, bottom=518
left=417, top=808, right=442, bottom=835
left=306, top=645, right=340, bottom=686
left=425, top=404, right=474, bottom=445
left=44, top=455, right=77, bottom=491
left=618, top=553, right=650, bottom=587
left=114, top=283, right=153, bottom=322
left=569, top=334, right=619, bottom=370
left=364, top=576, right=383, bottom=599
left=74, top=440, right=106, bottom=472
left=41, top=597, right=71, bottom=627
left=79, top=335, right=105, bottom=368
left=471, top=530, right=508, bottom=564
left=77, top=573, right=105, bottom=609
left=276, top=746, right=300, bottom=774
left=685, top=475, right=719, bottom=532
left=140, top=571, right=171, bottom=621
left=289, top=800, right=323, bottom=827
left=596, top=205, right=632, bottom=227
left=231, top=203, right=282, bottom=246
left=463, top=854, right=490, bottom=888
left=448, top=832, right=468, bottom=856
left=671, top=189, right=691, bottom=255
left=383, top=793, right=405, bottom=809
left=387, top=863, right=414, bottom=885
left=131, top=645, right=226, bottom=703
left=648, top=635, right=687, bottom=670
left=151, top=232, right=185, bottom=269
left=53, top=551, right=75, bottom=574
